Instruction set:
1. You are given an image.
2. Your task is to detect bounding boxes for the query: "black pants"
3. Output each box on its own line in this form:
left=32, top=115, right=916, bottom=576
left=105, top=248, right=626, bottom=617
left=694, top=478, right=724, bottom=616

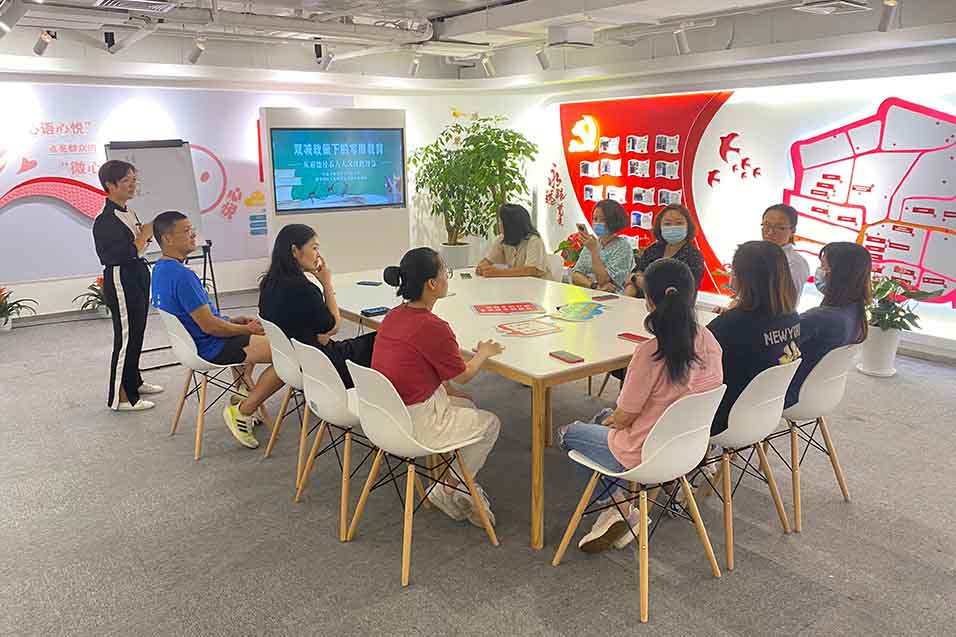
left=103, top=261, right=150, bottom=408
left=322, top=332, right=376, bottom=389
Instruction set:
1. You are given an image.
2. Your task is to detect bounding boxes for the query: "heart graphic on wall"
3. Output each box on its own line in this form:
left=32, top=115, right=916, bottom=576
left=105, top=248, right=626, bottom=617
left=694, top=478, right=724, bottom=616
left=17, top=158, right=38, bottom=175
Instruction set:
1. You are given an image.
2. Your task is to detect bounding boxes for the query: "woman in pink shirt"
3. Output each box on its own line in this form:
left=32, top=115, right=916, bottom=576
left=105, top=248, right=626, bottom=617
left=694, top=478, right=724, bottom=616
left=559, top=258, right=724, bottom=553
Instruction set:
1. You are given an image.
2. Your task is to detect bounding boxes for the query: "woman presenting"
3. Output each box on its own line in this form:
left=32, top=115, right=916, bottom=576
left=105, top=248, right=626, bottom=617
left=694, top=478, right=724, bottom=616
left=92, top=160, right=163, bottom=411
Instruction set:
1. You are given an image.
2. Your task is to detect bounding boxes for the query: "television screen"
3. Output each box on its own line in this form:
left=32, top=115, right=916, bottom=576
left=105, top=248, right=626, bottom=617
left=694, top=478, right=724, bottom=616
left=270, top=128, right=406, bottom=213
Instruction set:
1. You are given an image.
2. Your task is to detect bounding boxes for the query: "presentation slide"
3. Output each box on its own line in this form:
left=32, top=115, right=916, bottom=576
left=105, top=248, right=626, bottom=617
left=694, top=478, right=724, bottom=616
left=270, top=128, right=405, bottom=213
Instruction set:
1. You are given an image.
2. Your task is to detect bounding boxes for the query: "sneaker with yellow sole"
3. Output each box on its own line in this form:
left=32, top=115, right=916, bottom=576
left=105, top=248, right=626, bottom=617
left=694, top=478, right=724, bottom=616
left=222, top=404, right=259, bottom=449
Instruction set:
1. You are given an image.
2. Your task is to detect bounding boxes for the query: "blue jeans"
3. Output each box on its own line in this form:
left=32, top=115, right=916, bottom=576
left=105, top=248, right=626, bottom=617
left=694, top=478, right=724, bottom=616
left=559, top=409, right=627, bottom=504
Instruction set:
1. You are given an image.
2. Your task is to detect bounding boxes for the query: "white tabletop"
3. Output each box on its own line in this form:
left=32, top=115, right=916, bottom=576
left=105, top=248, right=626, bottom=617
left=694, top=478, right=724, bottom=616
left=331, top=269, right=718, bottom=382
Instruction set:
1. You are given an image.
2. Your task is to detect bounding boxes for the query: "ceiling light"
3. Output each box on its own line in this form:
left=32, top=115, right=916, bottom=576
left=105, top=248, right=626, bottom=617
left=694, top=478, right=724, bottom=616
left=318, top=54, right=334, bottom=71
left=878, top=0, right=898, bottom=31
left=186, top=36, right=205, bottom=64
left=33, top=30, right=54, bottom=56
left=480, top=54, right=496, bottom=78
left=0, top=0, right=29, bottom=36
left=408, top=54, right=421, bottom=77
left=535, top=48, right=550, bottom=70
left=673, top=29, right=690, bottom=55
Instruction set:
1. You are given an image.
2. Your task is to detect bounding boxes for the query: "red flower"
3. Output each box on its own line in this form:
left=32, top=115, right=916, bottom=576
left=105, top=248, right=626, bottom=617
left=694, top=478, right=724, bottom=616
left=95, top=276, right=104, bottom=288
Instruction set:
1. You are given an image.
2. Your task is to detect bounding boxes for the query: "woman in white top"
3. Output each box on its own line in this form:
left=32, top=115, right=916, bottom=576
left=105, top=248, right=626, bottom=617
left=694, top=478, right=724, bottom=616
left=476, top=203, right=551, bottom=279
left=761, top=203, right=810, bottom=306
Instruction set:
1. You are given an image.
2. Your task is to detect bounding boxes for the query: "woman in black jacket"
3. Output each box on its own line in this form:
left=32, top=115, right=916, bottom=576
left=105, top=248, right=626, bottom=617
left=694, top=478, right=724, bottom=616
left=92, top=160, right=163, bottom=411
left=258, top=224, right=374, bottom=388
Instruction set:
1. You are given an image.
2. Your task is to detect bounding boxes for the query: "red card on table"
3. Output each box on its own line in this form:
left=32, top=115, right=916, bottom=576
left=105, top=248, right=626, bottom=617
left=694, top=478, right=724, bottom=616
left=472, top=302, right=544, bottom=315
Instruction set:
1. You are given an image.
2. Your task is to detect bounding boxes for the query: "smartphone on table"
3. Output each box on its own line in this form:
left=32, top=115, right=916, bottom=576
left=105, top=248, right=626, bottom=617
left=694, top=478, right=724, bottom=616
left=360, top=306, right=389, bottom=317
left=550, top=350, right=585, bottom=364
left=592, top=294, right=618, bottom=302
left=617, top=332, right=648, bottom=343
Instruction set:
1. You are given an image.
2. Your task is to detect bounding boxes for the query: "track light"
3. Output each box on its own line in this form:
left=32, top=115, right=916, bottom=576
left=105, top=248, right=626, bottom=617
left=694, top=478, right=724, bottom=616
left=186, top=37, right=206, bottom=64
left=317, top=54, right=334, bottom=71
left=535, top=48, right=550, bottom=70
left=878, top=0, right=898, bottom=32
left=480, top=54, right=496, bottom=78
left=33, top=30, right=54, bottom=56
left=0, top=0, right=28, bottom=37
left=673, top=29, right=691, bottom=55
left=408, top=54, right=421, bottom=77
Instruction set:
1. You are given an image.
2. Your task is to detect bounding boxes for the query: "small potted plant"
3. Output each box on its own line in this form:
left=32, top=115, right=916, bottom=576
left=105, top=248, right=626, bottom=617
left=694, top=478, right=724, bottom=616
left=857, top=277, right=941, bottom=377
left=0, top=287, right=38, bottom=331
left=73, top=276, right=110, bottom=318
left=554, top=232, right=583, bottom=267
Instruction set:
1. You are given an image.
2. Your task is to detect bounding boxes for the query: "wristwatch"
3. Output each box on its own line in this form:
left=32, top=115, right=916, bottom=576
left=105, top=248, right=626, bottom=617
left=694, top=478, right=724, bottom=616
left=590, top=280, right=599, bottom=289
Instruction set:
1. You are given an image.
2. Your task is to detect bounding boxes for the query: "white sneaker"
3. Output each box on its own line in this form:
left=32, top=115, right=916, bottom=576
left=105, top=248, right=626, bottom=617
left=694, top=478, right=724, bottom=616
left=428, top=484, right=467, bottom=521
left=114, top=400, right=155, bottom=412
left=453, top=482, right=496, bottom=528
left=578, top=504, right=631, bottom=553
left=139, top=383, right=165, bottom=395
left=612, top=509, right=643, bottom=549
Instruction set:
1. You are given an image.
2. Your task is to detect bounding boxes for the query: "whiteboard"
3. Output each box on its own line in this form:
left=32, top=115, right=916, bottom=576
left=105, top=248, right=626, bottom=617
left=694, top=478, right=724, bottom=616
left=104, top=140, right=203, bottom=253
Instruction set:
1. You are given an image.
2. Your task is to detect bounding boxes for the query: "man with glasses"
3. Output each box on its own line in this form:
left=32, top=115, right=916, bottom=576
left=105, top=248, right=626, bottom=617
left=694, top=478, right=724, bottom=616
left=761, top=203, right=811, bottom=306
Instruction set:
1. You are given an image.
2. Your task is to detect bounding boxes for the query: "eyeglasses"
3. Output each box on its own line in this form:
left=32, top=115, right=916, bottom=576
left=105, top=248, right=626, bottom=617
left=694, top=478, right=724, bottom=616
left=761, top=223, right=792, bottom=233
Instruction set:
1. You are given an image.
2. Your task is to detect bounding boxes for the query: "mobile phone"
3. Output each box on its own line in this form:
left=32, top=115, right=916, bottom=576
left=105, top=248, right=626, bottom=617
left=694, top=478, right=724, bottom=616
left=550, top=350, right=584, bottom=364
left=618, top=332, right=649, bottom=343
left=576, top=223, right=589, bottom=235
left=460, top=273, right=473, bottom=279
left=592, top=294, right=618, bottom=301
left=357, top=280, right=382, bottom=286
left=360, top=306, right=389, bottom=317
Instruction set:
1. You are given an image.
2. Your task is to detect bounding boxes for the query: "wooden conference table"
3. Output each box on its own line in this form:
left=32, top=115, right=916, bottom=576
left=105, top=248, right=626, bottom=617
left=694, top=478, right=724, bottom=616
left=332, top=269, right=717, bottom=550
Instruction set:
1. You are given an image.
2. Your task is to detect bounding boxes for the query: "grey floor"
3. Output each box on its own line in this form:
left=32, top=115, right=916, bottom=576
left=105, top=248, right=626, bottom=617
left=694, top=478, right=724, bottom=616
left=2, top=292, right=955, bottom=636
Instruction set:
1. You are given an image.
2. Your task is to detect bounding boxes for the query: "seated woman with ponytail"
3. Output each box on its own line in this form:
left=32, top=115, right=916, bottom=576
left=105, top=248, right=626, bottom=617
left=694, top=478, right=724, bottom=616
left=558, top=258, right=723, bottom=553
left=785, top=242, right=871, bottom=407
left=706, top=241, right=801, bottom=437
left=258, top=224, right=375, bottom=389
left=372, top=247, right=505, bottom=528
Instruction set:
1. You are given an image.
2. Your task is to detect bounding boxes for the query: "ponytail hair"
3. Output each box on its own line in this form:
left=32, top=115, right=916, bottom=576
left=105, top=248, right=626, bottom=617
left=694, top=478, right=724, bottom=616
left=642, top=258, right=700, bottom=384
left=384, top=247, right=442, bottom=301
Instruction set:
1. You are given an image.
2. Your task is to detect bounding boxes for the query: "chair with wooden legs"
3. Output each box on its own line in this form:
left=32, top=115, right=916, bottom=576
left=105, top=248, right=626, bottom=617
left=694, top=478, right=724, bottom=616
left=159, top=309, right=271, bottom=460
left=697, top=360, right=801, bottom=571
left=552, top=385, right=726, bottom=623
left=345, top=361, right=498, bottom=587
left=259, top=318, right=310, bottom=487
left=765, top=345, right=858, bottom=532
left=291, top=340, right=377, bottom=541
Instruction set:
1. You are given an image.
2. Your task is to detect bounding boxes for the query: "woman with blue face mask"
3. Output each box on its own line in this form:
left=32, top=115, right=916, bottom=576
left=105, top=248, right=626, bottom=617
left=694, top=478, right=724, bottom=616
left=570, top=199, right=635, bottom=293
left=624, top=204, right=705, bottom=299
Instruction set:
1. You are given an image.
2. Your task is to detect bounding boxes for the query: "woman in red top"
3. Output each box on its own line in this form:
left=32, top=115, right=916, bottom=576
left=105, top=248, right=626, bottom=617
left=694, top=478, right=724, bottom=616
left=372, top=247, right=505, bottom=528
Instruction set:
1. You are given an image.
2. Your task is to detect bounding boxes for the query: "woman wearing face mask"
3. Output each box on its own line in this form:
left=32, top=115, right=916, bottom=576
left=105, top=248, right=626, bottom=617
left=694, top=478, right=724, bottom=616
left=624, top=204, right=705, bottom=298
left=761, top=203, right=811, bottom=306
left=570, top=199, right=635, bottom=293
left=373, top=247, right=505, bottom=528
left=558, top=258, right=723, bottom=552
left=785, top=242, right=871, bottom=407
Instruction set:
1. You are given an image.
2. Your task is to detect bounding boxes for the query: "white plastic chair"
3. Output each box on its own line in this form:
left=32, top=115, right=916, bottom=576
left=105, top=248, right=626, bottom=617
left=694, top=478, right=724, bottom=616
left=345, top=360, right=498, bottom=587
left=707, top=360, right=801, bottom=570
left=158, top=309, right=250, bottom=460
left=768, top=344, right=859, bottom=532
left=291, top=340, right=371, bottom=541
left=552, top=385, right=727, bottom=623
left=546, top=253, right=565, bottom=282
left=260, top=318, right=310, bottom=484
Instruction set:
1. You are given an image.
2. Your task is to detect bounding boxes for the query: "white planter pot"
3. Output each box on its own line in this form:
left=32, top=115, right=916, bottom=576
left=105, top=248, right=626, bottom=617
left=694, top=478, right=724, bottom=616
left=857, top=327, right=902, bottom=378
left=96, top=306, right=111, bottom=319
left=439, top=243, right=472, bottom=272
left=0, top=317, right=11, bottom=332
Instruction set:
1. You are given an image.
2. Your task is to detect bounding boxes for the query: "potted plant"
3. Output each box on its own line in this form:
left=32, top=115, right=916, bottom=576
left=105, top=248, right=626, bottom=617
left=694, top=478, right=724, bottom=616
left=554, top=232, right=583, bottom=267
left=409, top=110, right=538, bottom=269
left=0, top=287, right=38, bottom=331
left=857, top=277, right=941, bottom=377
left=73, top=276, right=110, bottom=318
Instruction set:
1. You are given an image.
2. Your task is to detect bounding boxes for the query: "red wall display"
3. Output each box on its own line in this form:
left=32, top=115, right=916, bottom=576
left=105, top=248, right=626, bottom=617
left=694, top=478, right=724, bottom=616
left=560, top=91, right=733, bottom=295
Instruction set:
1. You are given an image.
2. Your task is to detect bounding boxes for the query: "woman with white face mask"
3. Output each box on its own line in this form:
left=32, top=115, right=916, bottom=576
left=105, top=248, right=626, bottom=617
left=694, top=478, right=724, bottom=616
left=570, top=199, right=635, bottom=293
left=624, top=204, right=705, bottom=299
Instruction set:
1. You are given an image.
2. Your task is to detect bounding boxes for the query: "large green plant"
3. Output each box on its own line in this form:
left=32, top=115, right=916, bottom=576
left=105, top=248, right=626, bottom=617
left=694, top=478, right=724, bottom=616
left=409, top=113, right=538, bottom=245
left=869, top=277, right=941, bottom=331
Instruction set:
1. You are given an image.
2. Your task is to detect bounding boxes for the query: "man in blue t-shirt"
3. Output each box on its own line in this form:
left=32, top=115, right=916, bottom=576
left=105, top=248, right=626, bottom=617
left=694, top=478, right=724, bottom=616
left=151, top=211, right=283, bottom=449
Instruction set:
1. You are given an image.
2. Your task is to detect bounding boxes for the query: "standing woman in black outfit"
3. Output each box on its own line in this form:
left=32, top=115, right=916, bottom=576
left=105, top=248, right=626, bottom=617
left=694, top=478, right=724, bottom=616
left=92, top=160, right=164, bottom=411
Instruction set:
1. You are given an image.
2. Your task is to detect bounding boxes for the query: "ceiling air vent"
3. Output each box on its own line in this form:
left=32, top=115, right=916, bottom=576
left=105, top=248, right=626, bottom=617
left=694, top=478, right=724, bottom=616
left=793, top=0, right=873, bottom=15
left=94, top=0, right=176, bottom=14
